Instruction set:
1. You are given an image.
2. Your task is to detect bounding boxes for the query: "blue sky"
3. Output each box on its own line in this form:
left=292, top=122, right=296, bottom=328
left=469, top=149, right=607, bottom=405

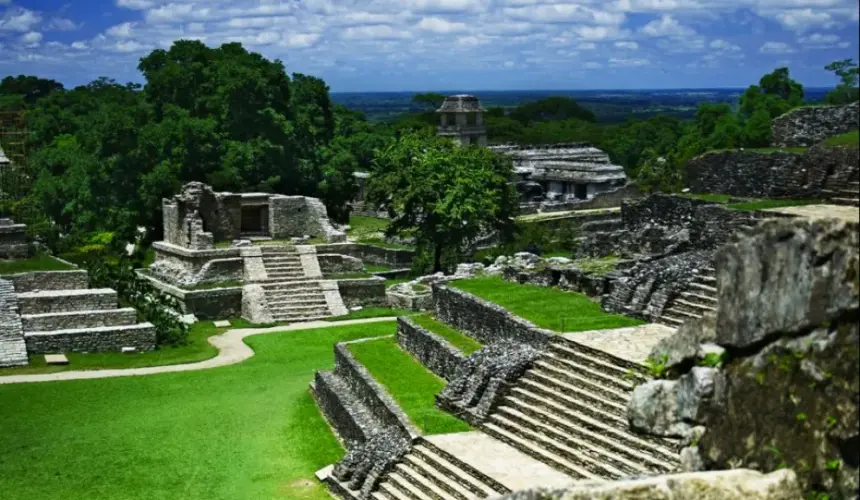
left=1, top=0, right=858, bottom=92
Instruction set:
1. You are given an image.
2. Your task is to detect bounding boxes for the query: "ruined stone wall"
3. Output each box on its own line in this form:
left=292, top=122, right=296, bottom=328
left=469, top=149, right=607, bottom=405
left=318, top=254, right=365, bottom=275
left=162, top=183, right=241, bottom=248
left=0, top=279, right=26, bottom=366
left=148, top=243, right=243, bottom=288
left=138, top=270, right=242, bottom=319
left=336, top=278, right=387, bottom=308
left=685, top=151, right=801, bottom=198
left=396, top=316, right=466, bottom=381
left=2, top=270, right=89, bottom=293
left=433, top=284, right=551, bottom=347
left=772, top=102, right=859, bottom=147
left=314, top=243, right=414, bottom=268
left=269, top=196, right=346, bottom=242
left=25, top=326, right=157, bottom=354
left=0, top=219, right=29, bottom=259
left=629, top=218, right=859, bottom=498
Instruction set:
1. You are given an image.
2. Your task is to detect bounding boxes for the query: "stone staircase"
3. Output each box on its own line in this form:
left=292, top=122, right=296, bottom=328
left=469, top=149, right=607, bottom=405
left=371, top=439, right=510, bottom=500
left=11, top=271, right=155, bottom=355
left=822, top=180, right=859, bottom=206
left=0, top=279, right=28, bottom=367
left=479, top=336, right=680, bottom=480
left=660, top=267, right=717, bottom=328
left=259, top=246, right=336, bottom=322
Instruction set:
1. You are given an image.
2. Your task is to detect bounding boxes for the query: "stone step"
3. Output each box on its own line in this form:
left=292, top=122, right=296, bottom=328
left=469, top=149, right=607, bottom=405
left=412, top=444, right=502, bottom=498
left=0, top=337, right=29, bottom=367
left=663, top=307, right=702, bottom=321
left=511, top=381, right=629, bottom=428
left=260, top=282, right=321, bottom=291
left=23, top=323, right=156, bottom=354
left=272, top=313, right=331, bottom=323
left=264, top=275, right=309, bottom=282
left=524, top=366, right=630, bottom=408
left=688, top=282, right=717, bottom=296
left=481, top=420, right=601, bottom=481
left=494, top=404, right=655, bottom=477
left=671, top=299, right=717, bottom=317
left=695, top=275, right=716, bottom=285
left=16, top=288, right=118, bottom=315
left=21, top=308, right=137, bottom=332
left=533, top=358, right=634, bottom=395
left=679, top=291, right=717, bottom=306
left=265, top=264, right=304, bottom=272
left=659, top=314, right=685, bottom=327
left=828, top=197, right=860, bottom=206
left=391, top=463, right=458, bottom=500
left=402, top=454, right=474, bottom=500
left=268, top=302, right=329, bottom=312
left=384, top=472, right=435, bottom=500
left=502, top=395, right=678, bottom=470
left=265, top=293, right=325, bottom=302
left=268, top=298, right=328, bottom=307
left=547, top=342, right=647, bottom=384
left=372, top=492, right=392, bottom=500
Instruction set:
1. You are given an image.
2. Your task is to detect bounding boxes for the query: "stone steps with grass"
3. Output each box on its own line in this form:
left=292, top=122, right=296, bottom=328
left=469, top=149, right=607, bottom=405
left=479, top=336, right=680, bottom=481
left=372, top=440, right=509, bottom=500
left=660, top=267, right=717, bottom=328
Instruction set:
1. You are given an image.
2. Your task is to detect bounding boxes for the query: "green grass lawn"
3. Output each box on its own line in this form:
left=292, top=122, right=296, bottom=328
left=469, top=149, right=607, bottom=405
left=326, top=307, right=412, bottom=322
left=347, top=337, right=470, bottom=434
left=0, top=322, right=397, bottom=500
left=410, top=314, right=482, bottom=355
left=347, top=215, right=389, bottom=240
left=727, top=199, right=826, bottom=211
left=451, top=277, right=644, bottom=332
left=0, top=254, right=75, bottom=275
left=365, top=264, right=394, bottom=273
left=823, top=129, right=858, bottom=147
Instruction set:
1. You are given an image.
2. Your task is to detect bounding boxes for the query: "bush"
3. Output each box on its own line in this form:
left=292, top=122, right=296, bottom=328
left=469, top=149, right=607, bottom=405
left=85, top=256, right=189, bottom=346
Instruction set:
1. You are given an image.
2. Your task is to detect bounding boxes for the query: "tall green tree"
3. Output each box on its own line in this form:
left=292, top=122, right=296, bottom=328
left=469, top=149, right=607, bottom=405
left=366, top=134, right=518, bottom=272
left=824, top=59, right=860, bottom=104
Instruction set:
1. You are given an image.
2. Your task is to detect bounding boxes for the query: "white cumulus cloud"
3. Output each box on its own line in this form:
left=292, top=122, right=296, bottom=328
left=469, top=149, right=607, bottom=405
left=640, top=14, right=696, bottom=37
left=759, top=41, right=796, bottom=53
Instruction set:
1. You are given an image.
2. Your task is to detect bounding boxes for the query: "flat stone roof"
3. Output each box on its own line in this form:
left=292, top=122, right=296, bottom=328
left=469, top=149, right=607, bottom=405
left=437, top=95, right=486, bottom=113
left=495, top=143, right=628, bottom=184
left=562, top=323, right=677, bottom=364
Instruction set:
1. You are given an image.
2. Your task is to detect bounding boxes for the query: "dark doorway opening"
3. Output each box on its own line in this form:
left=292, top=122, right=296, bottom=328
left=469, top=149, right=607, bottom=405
left=241, top=205, right=268, bottom=236
left=574, top=184, right=588, bottom=200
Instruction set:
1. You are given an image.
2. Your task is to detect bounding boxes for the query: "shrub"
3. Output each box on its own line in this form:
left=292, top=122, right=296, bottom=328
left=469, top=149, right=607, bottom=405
left=85, top=256, right=189, bottom=346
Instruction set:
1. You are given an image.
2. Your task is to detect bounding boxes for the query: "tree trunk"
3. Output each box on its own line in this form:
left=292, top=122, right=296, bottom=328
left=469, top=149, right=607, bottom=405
left=433, top=245, right=442, bottom=273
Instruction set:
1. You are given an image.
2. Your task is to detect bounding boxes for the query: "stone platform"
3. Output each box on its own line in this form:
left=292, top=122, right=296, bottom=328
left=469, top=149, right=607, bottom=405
left=562, top=323, right=676, bottom=364
left=425, top=431, right=574, bottom=491
left=763, top=204, right=859, bottom=223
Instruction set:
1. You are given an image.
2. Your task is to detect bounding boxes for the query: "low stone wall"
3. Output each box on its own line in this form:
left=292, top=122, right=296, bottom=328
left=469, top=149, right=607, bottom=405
left=519, top=184, right=642, bottom=215
left=337, top=277, right=387, bottom=308
left=396, top=316, right=466, bottom=381
left=312, top=371, right=373, bottom=446
left=334, top=342, right=420, bottom=439
left=433, top=285, right=551, bottom=347
left=502, top=267, right=613, bottom=298
left=149, top=242, right=243, bottom=288
left=772, top=102, right=859, bottom=147
left=0, top=279, right=27, bottom=367
left=2, top=270, right=89, bottom=293
left=138, top=271, right=243, bottom=319
left=24, top=325, right=157, bottom=354
left=318, top=254, right=364, bottom=275
left=0, top=221, right=30, bottom=260
left=685, top=151, right=802, bottom=198
left=315, top=243, right=414, bottom=269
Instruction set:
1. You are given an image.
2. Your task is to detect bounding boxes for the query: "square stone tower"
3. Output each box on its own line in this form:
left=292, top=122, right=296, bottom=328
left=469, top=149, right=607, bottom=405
left=436, top=94, right=488, bottom=147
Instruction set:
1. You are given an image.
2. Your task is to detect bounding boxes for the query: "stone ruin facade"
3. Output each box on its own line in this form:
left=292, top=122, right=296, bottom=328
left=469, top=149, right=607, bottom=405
left=772, top=102, right=859, bottom=148
left=436, top=94, right=488, bottom=147
left=0, top=218, right=29, bottom=260
left=162, top=182, right=345, bottom=250
left=490, top=143, right=628, bottom=205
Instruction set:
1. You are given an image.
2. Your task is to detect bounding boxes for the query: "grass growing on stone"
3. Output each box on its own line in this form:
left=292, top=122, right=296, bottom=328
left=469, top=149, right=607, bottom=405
left=326, top=307, right=413, bottom=321
left=347, top=215, right=389, bottom=240
left=823, top=129, right=858, bottom=147
left=0, top=322, right=395, bottom=500
left=356, top=237, right=415, bottom=251
left=182, top=280, right=244, bottom=291
left=347, top=337, right=470, bottom=434
left=386, top=278, right=410, bottom=289
left=327, top=272, right=374, bottom=280
left=0, top=254, right=75, bottom=275
left=680, top=193, right=734, bottom=203
left=575, top=256, right=622, bottom=276
left=411, top=314, right=482, bottom=355
left=727, top=199, right=825, bottom=211
left=451, top=277, right=644, bottom=332
left=366, top=264, right=394, bottom=273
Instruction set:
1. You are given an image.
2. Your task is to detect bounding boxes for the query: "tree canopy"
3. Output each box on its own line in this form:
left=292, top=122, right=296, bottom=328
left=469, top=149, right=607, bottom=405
left=365, top=133, right=518, bottom=272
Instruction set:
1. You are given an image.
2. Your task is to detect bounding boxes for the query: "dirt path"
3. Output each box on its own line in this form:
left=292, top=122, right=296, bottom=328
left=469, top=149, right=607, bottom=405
left=0, top=317, right=397, bottom=385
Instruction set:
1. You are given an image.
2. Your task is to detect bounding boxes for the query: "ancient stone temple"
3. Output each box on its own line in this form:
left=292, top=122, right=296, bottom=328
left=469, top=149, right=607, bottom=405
left=436, top=94, right=488, bottom=147
left=490, top=143, right=628, bottom=203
